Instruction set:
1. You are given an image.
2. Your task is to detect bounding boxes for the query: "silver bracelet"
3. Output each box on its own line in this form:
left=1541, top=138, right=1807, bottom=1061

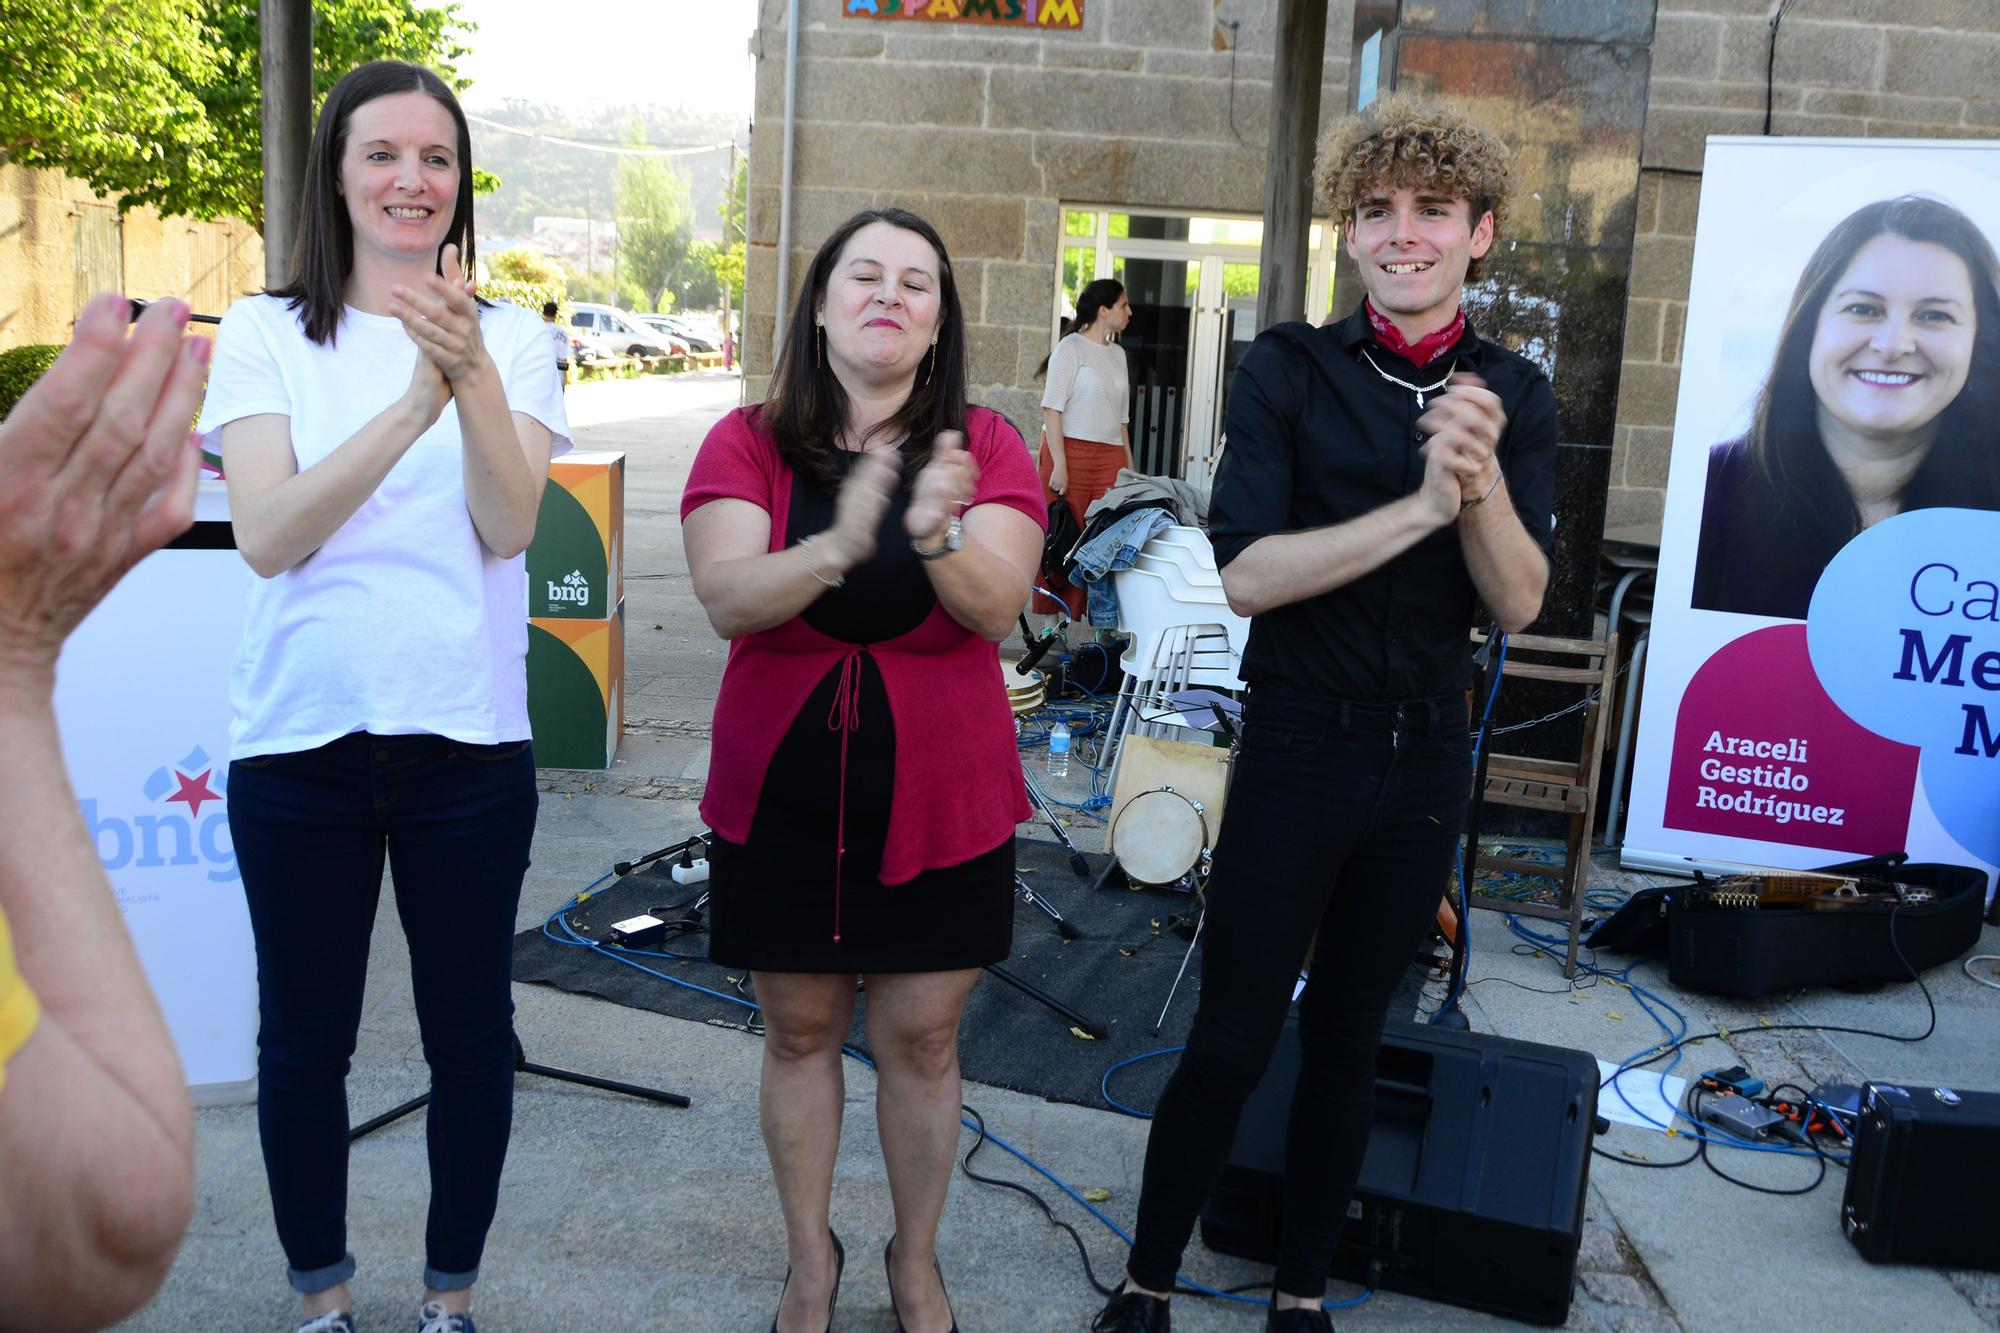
left=798, top=535, right=844, bottom=588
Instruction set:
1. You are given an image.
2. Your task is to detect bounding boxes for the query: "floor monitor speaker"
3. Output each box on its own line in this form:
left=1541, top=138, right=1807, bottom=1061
left=1200, top=1017, right=1598, bottom=1326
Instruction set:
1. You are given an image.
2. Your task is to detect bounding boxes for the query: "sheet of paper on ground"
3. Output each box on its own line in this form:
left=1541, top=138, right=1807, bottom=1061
left=1596, top=1059, right=1689, bottom=1133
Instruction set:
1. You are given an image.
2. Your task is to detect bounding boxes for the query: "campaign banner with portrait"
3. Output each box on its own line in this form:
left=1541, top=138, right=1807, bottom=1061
left=1624, top=137, right=2000, bottom=898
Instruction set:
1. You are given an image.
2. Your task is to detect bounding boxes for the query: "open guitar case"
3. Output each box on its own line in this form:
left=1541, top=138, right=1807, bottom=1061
left=1585, top=854, right=1988, bottom=999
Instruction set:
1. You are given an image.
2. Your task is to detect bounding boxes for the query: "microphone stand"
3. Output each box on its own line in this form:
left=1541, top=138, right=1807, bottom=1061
left=351, top=855, right=701, bottom=1143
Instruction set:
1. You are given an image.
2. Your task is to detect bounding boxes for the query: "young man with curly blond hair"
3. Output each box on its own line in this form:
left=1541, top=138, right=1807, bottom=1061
left=1092, top=99, right=1558, bottom=1333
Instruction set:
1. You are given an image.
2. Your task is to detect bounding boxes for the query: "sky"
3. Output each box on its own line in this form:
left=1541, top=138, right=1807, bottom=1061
left=444, top=0, right=760, bottom=117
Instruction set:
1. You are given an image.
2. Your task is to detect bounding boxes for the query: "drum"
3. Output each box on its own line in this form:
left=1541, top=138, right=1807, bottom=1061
left=1006, top=665, right=1047, bottom=716
left=1110, top=786, right=1211, bottom=888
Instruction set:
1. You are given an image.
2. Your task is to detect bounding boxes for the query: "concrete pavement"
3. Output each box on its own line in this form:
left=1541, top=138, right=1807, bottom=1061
left=120, top=371, right=2000, bottom=1331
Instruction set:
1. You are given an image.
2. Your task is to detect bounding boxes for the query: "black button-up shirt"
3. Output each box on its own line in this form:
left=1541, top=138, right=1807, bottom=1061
left=1209, top=305, right=1559, bottom=701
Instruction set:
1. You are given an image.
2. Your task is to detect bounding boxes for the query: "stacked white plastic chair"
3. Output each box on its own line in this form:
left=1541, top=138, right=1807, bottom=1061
left=1102, top=525, right=1248, bottom=792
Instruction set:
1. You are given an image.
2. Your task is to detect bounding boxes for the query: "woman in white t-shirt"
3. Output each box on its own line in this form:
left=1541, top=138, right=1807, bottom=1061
left=1035, top=278, right=1132, bottom=618
left=197, top=61, right=568, bottom=1333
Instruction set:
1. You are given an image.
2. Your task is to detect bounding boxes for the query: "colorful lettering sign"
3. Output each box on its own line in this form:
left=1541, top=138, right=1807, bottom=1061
left=841, top=0, right=1084, bottom=28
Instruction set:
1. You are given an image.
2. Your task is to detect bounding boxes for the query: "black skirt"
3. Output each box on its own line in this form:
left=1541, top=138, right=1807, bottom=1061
left=707, top=651, right=1015, bottom=973
left=706, top=453, right=1014, bottom=974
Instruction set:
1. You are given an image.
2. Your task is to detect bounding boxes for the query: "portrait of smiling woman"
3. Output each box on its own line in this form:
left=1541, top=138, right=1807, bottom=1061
left=1691, top=194, right=2000, bottom=619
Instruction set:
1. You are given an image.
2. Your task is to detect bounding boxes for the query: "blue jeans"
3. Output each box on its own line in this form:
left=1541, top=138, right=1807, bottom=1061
left=228, top=732, right=537, bottom=1295
left=1125, top=687, right=1473, bottom=1300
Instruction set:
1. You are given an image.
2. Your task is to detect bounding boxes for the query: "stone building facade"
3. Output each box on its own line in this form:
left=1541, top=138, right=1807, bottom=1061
left=747, top=0, right=2000, bottom=537
left=0, top=158, right=262, bottom=351
left=745, top=0, right=1357, bottom=473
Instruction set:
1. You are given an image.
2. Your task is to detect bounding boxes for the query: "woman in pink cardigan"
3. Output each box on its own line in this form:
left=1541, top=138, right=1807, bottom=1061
left=681, top=207, right=1044, bottom=1333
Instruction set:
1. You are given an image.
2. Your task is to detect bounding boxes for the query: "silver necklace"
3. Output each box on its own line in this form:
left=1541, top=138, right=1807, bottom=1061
left=1358, top=347, right=1455, bottom=409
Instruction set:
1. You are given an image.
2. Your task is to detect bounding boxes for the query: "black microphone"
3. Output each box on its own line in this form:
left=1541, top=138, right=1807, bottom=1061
left=127, top=297, right=223, bottom=326
left=1016, top=630, right=1060, bottom=675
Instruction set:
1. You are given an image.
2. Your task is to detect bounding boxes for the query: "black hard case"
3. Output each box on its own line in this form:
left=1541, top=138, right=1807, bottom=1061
left=1842, top=1080, right=2000, bottom=1271
left=1201, top=1018, right=1598, bottom=1326
left=1665, top=861, right=1987, bottom=999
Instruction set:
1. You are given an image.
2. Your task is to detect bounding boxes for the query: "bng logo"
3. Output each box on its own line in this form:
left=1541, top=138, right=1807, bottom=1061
left=81, top=746, right=238, bottom=884
left=547, top=569, right=591, bottom=608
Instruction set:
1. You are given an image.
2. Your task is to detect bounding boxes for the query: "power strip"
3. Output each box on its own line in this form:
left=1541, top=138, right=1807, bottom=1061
left=671, top=858, right=710, bottom=886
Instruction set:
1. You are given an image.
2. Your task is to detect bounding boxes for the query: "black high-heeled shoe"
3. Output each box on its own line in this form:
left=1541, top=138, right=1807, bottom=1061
left=770, top=1228, right=844, bottom=1333
left=883, top=1234, right=959, bottom=1333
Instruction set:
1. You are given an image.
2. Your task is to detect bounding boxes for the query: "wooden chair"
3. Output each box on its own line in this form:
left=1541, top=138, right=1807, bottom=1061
left=1464, top=629, right=1619, bottom=977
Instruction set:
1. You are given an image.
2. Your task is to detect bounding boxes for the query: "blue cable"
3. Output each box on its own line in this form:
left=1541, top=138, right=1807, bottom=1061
left=964, top=1115, right=1369, bottom=1310
left=1503, top=916, right=1849, bottom=1161
left=548, top=868, right=1366, bottom=1313
left=1099, top=1045, right=1185, bottom=1119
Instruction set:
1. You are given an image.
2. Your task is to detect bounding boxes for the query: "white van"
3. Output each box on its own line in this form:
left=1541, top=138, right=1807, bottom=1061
left=568, top=303, right=678, bottom=359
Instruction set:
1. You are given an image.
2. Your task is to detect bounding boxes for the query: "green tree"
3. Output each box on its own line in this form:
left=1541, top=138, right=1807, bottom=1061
left=672, top=240, right=723, bottom=312
left=719, top=154, right=747, bottom=241
left=709, top=240, right=746, bottom=312
left=488, top=247, right=565, bottom=288
left=0, top=0, right=483, bottom=229
left=482, top=247, right=564, bottom=315
left=615, top=144, right=692, bottom=314
left=0, top=0, right=220, bottom=208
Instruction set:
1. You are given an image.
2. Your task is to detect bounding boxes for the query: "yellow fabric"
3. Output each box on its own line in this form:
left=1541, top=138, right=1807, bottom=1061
left=0, top=902, right=40, bottom=1093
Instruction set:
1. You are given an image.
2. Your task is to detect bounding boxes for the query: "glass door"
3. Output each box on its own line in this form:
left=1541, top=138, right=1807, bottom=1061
left=1108, top=251, right=1199, bottom=479
left=1052, top=208, right=1337, bottom=484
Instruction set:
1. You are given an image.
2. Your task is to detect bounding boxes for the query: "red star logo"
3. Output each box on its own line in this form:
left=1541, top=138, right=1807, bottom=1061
left=165, top=769, right=220, bottom=819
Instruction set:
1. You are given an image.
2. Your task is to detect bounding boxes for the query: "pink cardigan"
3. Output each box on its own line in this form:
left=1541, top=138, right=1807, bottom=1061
left=681, top=405, right=1046, bottom=885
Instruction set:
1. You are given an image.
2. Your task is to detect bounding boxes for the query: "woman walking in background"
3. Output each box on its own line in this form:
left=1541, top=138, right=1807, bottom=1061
left=200, top=59, right=567, bottom=1333
left=682, top=206, right=1042, bottom=1333
left=1036, top=278, right=1133, bottom=619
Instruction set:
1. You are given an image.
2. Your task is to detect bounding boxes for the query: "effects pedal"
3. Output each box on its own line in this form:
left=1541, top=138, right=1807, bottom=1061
left=1698, top=1065, right=1766, bottom=1098
left=1698, top=1092, right=1783, bottom=1139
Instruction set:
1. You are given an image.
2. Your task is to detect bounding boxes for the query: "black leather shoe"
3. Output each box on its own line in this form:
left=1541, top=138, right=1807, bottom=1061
left=884, top=1234, right=958, bottom=1333
left=1091, top=1289, right=1170, bottom=1332
left=1265, top=1304, right=1333, bottom=1332
left=770, top=1228, right=844, bottom=1333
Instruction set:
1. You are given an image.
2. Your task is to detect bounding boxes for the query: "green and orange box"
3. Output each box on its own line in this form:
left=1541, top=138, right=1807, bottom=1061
left=526, top=451, right=625, bottom=768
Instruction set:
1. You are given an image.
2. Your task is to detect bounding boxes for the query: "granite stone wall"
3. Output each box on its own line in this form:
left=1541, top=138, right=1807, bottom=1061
left=745, top=0, right=1356, bottom=440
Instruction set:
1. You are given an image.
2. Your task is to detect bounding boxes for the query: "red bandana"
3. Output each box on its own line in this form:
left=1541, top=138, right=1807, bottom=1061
left=1363, top=299, right=1466, bottom=368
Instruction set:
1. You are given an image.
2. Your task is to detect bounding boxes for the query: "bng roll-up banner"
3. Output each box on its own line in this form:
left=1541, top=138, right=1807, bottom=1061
left=1625, top=137, right=2000, bottom=901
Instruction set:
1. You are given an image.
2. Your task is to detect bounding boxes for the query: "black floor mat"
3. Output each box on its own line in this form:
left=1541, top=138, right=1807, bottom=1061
left=513, top=839, right=1431, bottom=1112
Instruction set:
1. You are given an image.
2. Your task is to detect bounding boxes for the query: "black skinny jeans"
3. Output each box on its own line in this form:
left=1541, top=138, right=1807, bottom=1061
left=229, top=732, right=537, bottom=1295
left=1126, top=686, right=1473, bottom=1300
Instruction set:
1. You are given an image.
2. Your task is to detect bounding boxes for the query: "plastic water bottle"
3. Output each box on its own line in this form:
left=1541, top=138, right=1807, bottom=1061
left=1047, top=720, right=1071, bottom=778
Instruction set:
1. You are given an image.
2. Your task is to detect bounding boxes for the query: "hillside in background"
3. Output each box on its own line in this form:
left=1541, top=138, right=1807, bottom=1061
left=470, top=100, right=746, bottom=244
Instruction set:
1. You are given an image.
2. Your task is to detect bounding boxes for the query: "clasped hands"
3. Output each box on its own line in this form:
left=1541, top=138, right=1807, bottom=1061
left=386, top=243, right=491, bottom=425
left=1415, top=371, right=1506, bottom=525
left=815, top=431, right=980, bottom=572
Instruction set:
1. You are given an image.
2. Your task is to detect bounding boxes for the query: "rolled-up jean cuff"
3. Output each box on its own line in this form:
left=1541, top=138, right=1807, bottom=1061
left=289, top=1252, right=357, bottom=1294
left=424, top=1264, right=479, bottom=1293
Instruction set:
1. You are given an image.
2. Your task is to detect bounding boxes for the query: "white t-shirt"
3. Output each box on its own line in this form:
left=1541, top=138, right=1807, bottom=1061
left=197, top=295, right=572, bottom=760
left=1039, top=332, right=1130, bottom=446
left=547, top=319, right=571, bottom=365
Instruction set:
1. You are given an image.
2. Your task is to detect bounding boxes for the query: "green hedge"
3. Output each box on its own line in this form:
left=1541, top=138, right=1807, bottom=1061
left=0, top=344, right=62, bottom=421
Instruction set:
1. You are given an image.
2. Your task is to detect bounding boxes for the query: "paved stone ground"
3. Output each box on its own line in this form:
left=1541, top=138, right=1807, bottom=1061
left=118, top=372, right=1999, bottom=1331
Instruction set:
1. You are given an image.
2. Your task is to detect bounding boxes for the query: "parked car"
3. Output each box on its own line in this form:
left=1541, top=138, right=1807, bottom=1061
left=633, top=317, right=694, bottom=356
left=569, top=304, right=680, bottom=359
left=568, top=328, right=617, bottom=364
left=641, top=313, right=718, bottom=354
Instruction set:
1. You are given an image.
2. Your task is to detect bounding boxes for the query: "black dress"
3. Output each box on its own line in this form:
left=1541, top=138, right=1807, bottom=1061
left=706, top=451, right=1015, bottom=973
